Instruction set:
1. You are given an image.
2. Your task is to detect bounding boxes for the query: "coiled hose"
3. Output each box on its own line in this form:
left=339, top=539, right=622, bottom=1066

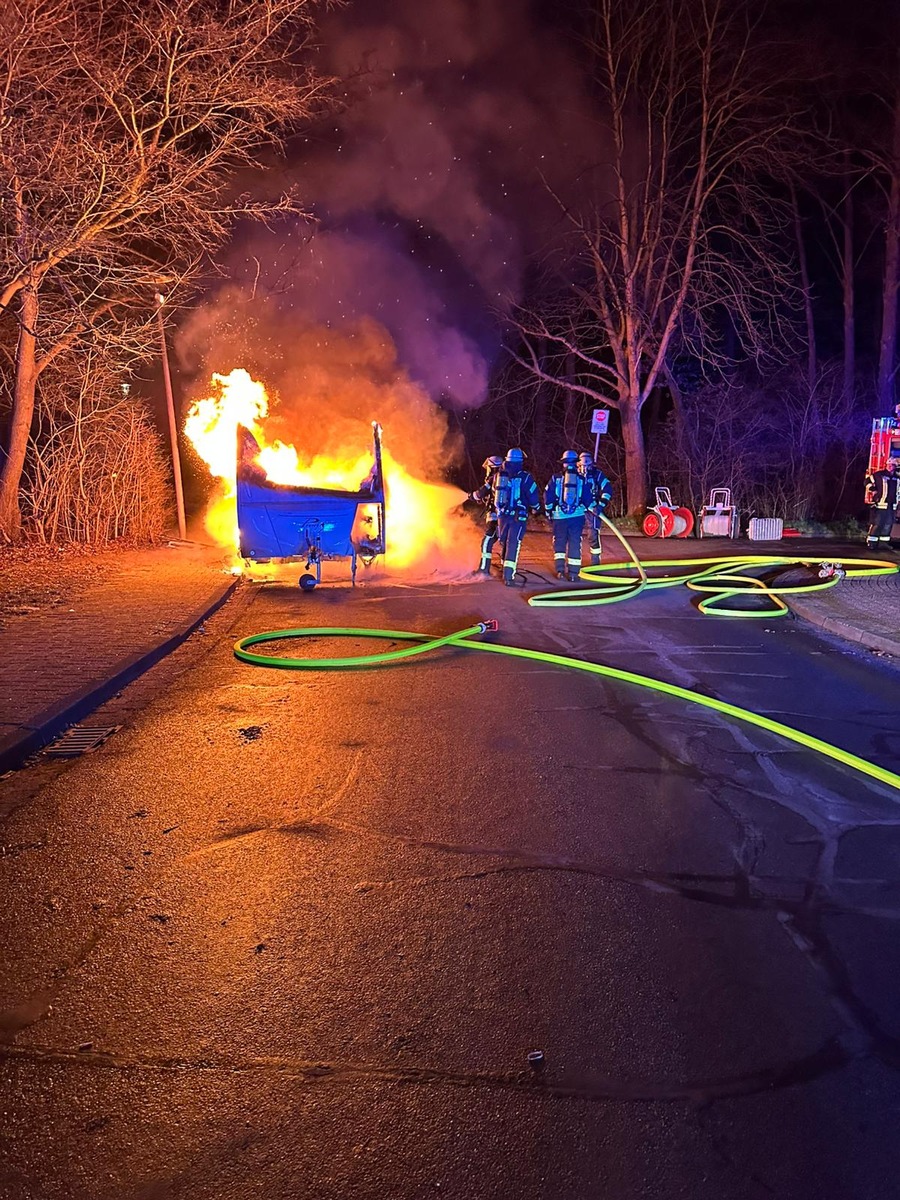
left=527, top=513, right=898, bottom=614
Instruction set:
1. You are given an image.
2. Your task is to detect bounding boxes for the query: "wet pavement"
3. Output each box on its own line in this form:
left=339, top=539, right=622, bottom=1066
left=1, top=566, right=899, bottom=1199
left=0, top=530, right=894, bottom=775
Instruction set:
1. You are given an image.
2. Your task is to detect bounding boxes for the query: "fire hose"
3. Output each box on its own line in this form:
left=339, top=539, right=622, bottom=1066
left=234, top=521, right=900, bottom=795
left=527, top=513, right=899, bottom=614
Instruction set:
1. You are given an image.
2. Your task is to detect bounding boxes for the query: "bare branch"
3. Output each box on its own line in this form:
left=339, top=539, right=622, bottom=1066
left=507, top=0, right=808, bottom=512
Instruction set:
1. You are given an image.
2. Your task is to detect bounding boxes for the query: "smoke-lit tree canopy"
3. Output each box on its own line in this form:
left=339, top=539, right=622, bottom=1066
left=0, top=0, right=331, bottom=541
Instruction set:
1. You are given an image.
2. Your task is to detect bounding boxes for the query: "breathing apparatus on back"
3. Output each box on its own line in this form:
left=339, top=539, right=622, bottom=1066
left=555, top=450, right=582, bottom=516
left=495, top=448, right=527, bottom=515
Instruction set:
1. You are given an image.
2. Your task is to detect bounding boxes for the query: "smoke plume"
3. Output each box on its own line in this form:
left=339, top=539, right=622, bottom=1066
left=180, top=0, right=595, bottom=379
left=177, top=0, right=596, bottom=570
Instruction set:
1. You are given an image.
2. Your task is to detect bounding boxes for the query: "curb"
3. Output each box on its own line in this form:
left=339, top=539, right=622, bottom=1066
left=787, top=599, right=900, bottom=659
left=0, top=576, right=240, bottom=776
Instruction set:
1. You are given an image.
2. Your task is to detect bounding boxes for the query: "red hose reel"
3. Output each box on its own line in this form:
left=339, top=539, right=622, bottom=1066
left=642, top=487, right=695, bottom=538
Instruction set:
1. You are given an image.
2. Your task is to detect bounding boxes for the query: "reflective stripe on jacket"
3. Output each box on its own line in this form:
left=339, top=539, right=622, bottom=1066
left=583, top=467, right=613, bottom=513
left=867, top=470, right=899, bottom=510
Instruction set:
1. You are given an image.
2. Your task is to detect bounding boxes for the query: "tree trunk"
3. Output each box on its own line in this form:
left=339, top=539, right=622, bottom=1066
left=842, top=180, right=855, bottom=398
left=878, top=58, right=900, bottom=413
left=0, top=285, right=39, bottom=542
left=619, top=395, right=648, bottom=515
left=790, top=180, right=816, bottom=394
left=564, top=350, right=578, bottom=444
left=663, top=362, right=693, bottom=502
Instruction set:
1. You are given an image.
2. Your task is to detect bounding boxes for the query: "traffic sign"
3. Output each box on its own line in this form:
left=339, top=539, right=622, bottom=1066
left=591, top=408, right=610, bottom=434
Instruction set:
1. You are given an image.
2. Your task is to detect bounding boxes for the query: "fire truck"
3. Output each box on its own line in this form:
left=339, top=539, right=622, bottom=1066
left=866, top=411, right=900, bottom=499
left=866, top=411, right=900, bottom=541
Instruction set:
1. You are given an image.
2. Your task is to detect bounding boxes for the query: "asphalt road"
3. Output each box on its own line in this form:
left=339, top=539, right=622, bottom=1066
left=2, top=565, right=900, bottom=1199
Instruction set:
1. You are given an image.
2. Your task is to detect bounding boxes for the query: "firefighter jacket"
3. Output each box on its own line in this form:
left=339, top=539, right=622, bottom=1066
left=544, top=469, right=593, bottom=519
left=469, top=470, right=501, bottom=521
left=493, top=466, right=541, bottom=521
left=581, top=466, right=613, bottom=515
left=867, top=469, right=899, bottom=510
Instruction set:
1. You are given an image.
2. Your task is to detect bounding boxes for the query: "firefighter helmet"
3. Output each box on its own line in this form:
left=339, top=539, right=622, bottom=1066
left=505, top=448, right=526, bottom=463
left=577, top=452, right=593, bottom=467
left=560, top=450, right=579, bottom=465
left=482, top=455, right=503, bottom=471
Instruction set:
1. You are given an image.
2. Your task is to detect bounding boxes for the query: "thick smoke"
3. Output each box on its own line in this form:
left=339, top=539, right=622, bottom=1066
left=313, top=0, right=596, bottom=309
left=179, top=0, right=595, bottom=406
left=179, top=292, right=460, bottom=480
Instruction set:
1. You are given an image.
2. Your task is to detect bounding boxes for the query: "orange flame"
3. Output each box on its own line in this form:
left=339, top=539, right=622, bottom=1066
left=184, top=368, right=470, bottom=574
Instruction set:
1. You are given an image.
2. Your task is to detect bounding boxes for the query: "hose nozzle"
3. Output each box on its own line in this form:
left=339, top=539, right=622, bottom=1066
left=478, top=619, right=499, bottom=633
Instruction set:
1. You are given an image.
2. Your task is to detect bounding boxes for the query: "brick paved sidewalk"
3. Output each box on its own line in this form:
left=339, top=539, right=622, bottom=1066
left=0, top=541, right=238, bottom=772
left=785, top=567, right=900, bottom=657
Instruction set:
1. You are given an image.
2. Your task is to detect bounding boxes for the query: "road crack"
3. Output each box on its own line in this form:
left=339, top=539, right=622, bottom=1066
left=0, top=1036, right=853, bottom=1105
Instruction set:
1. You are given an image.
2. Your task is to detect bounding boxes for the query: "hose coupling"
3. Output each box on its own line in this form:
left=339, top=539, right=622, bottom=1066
left=478, top=620, right=499, bottom=633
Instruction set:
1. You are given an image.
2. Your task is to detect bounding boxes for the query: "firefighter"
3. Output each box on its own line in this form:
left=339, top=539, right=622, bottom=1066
left=494, top=448, right=541, bottom=585
left=866, top=458, right=899, bottom=550
left=545, top=450, right=594, bottom=581
left=577, top=451, right=613, bottom=566
left=468, top=455, right=503, bottom=574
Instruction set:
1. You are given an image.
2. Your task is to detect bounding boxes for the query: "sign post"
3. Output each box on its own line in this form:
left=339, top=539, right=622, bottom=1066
left=590, top=408, right=609, bottom=460
left=156, top=293, right=187, bottom=540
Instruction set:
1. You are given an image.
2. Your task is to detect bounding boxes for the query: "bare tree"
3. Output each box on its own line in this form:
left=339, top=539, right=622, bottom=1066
left=789, top=179, right=817, bottom=395
left=809, top=166, right=863, bottom=402
left=509, top=0, right=804, bottom=513
left=0, top=0, right=333, bottom=540
left=841, top=177, right=857, bottom=399
left=875, top=46, right=900, bottom=413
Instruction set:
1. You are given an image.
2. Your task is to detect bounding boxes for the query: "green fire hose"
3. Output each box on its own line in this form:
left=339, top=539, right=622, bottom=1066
left=234, top=523, right=900, bottom=795
left=528, top=513, right=899, bottom=614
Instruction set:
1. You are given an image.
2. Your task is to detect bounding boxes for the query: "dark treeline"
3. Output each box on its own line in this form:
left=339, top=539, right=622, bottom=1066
left=463, top=0, right=900, bottom=523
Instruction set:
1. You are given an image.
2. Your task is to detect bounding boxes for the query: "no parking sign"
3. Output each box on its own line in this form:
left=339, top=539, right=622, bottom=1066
left=590, top=408, right=610, bottom=457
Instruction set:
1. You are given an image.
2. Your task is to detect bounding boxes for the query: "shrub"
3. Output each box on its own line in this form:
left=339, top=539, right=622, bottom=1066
left=22, top=362, right=170, bottom=545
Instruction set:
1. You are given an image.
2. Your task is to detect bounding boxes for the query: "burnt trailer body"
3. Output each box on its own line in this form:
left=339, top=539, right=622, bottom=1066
left=236, top=423, right=386, bottom=587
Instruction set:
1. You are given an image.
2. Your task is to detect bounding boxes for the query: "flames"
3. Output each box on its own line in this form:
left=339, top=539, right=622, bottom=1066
left=184, top=368, right=469, bottom=573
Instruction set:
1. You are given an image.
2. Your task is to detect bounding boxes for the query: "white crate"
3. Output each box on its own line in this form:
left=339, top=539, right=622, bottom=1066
left=748, top=517, right=783, bottom=541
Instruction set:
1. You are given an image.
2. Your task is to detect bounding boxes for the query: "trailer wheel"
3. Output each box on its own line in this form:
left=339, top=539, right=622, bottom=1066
left=299, top=573, right=318, bottom=590
left=642, top=511, right=663, bottom=537
left=673, top=507, right=695, bottom=537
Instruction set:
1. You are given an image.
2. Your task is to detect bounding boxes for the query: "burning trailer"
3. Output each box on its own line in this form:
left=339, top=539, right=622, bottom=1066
left=236, top=421, right=386, bottom=588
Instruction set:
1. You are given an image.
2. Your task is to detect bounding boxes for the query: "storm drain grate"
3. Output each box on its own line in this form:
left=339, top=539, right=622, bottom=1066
left=43, top=725, right=120, bottom=758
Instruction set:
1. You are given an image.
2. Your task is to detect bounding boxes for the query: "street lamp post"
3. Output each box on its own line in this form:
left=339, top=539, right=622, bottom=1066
left=155, top=293, right=187, bottom=540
